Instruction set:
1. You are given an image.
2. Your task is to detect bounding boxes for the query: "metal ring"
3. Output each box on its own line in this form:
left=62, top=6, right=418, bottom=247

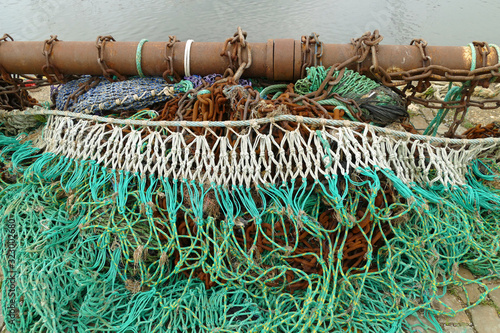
left=184, top=39, right=194, bottom=77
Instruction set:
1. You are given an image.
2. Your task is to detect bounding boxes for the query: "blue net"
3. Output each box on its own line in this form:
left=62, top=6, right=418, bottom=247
left=54, top=76, right=193, bottom=114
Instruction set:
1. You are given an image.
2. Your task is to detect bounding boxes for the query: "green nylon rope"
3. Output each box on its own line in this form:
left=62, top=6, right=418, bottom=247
left=423, top=43, right=478, bottom=136
left=136, top=39, right=148, bottom=78
left=257, top=67, right=380, bottom=122
left=294, top=66, right=380, bottom=98
left=423, top=83, right=462, bottom=136
left=468, top=42, right=477, bottom=72
left=259, top=84, right=288, bottom=98
left=197, top=89, right=211, bottom=96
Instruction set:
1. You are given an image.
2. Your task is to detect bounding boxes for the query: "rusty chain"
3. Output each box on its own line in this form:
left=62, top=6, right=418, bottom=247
left=152, top=171, right=395, bottom=291
left=334, top=32, right=500, bottom=137
left=332, top=32, right=500, bottom=91
left=0, top=34, right=43, bottom=110
left=96, top=35, right=127, bottom=82
left=1, top=33, right=84, bottom=110
left=162, top=35, right=181, bottom=83
left=41, top=35, right=67, bottom=84
left=220, top=27, right=252, bottom=82
left=61, top=76, right=102, bottom=111
left=401, top=39, right=500, bottom=136
left=300, top=33, right=324, bottom=78
left=472, top=41, right=494, bottom=88
left=0, top=34, right=16, bottom=84
left=1, top=34, right=87, bottom=110
left=333, top=30, right=384, bottom=73
left=378, top=39, right=500, bottom=87
left=411, top=39, right=432, bottom=67
left=1, top=30, right=499, bottom=136
left=462, top=122, right=500, bottom=139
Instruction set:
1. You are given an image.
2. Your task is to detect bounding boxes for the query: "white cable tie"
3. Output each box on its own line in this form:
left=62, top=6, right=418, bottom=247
left=184, top=39, right=194, bottom=77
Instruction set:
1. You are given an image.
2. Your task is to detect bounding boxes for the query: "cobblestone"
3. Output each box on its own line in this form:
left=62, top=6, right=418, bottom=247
left=405, top=311, right=440, bottom=332
left=470, top=305, right=500, bottom=333
left=433, top=294, right=470, bottom=324
left=456, top=267, right=482, bottom=305
left=402, top=268, right=500, bottom=333
left=443, top=325, right=474, bottom=333
left=488, top=286, right=500, bottom=309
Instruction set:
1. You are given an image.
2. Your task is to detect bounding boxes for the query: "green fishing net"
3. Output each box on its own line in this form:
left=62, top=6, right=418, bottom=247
left=0, top=75, right=499, bottom=333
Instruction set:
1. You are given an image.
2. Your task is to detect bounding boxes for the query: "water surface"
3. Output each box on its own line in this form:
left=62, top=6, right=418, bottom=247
left=3, top=0, right=500, bottom=46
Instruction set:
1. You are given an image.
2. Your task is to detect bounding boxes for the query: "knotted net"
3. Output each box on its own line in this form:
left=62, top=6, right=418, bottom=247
left=0, top=74, right=499, bottom=333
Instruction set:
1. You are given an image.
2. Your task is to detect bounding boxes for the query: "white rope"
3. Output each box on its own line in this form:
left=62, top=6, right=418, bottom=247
left=184, top=39, right=194, bottom=77
left=2, top=107, right=500, bottom=145
left=37, top=115, right=497, bottom=189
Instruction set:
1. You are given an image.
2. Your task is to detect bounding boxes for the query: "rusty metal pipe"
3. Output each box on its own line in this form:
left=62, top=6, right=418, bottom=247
left=0, top=40, right=497, bottom=81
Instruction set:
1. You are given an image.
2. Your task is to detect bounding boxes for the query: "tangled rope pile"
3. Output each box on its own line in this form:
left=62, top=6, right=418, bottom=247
left=0, top=67, right=500, bottom=333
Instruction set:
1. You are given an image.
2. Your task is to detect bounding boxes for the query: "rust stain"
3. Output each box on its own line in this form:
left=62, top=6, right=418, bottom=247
left=463, top=46, right=472, bottom=68
left=386, top=66, right=403, bottom=74
left=488, top=47, right=499, bottom=66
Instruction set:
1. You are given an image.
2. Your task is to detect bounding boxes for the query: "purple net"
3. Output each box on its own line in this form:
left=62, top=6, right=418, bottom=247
left=184, top=74, right=251, bottom=88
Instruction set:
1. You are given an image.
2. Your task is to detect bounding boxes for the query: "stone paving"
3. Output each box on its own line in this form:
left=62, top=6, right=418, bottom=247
left=394, top=85, right=500, bottom=332
left=405, top=268, right=500, bottom=333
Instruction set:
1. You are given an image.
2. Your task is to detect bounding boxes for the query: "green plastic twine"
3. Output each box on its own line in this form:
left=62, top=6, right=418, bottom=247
left=260, top=84, right=288, bottom=99
left=135, top=39, right=148, bottom=78
left=423, top=83, right=462, bottom=136
left=423, top=43, right=477, bottom=136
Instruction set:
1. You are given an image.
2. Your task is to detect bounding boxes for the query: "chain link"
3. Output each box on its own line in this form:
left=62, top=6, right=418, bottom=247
left=339, top=32, right=500, bottom=137
left=0, top=34, right=17, bottom=84
left=1, top=34, right=40, bottom=110
left=300, top=33, right=324, bottom=78
left=96, top=35, right=127, bottom=82
left=220, top=27, right=252, bottom=82
left=41, top=35, right=66, bottom=84
left=162, top=35, right=181, bottom=83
